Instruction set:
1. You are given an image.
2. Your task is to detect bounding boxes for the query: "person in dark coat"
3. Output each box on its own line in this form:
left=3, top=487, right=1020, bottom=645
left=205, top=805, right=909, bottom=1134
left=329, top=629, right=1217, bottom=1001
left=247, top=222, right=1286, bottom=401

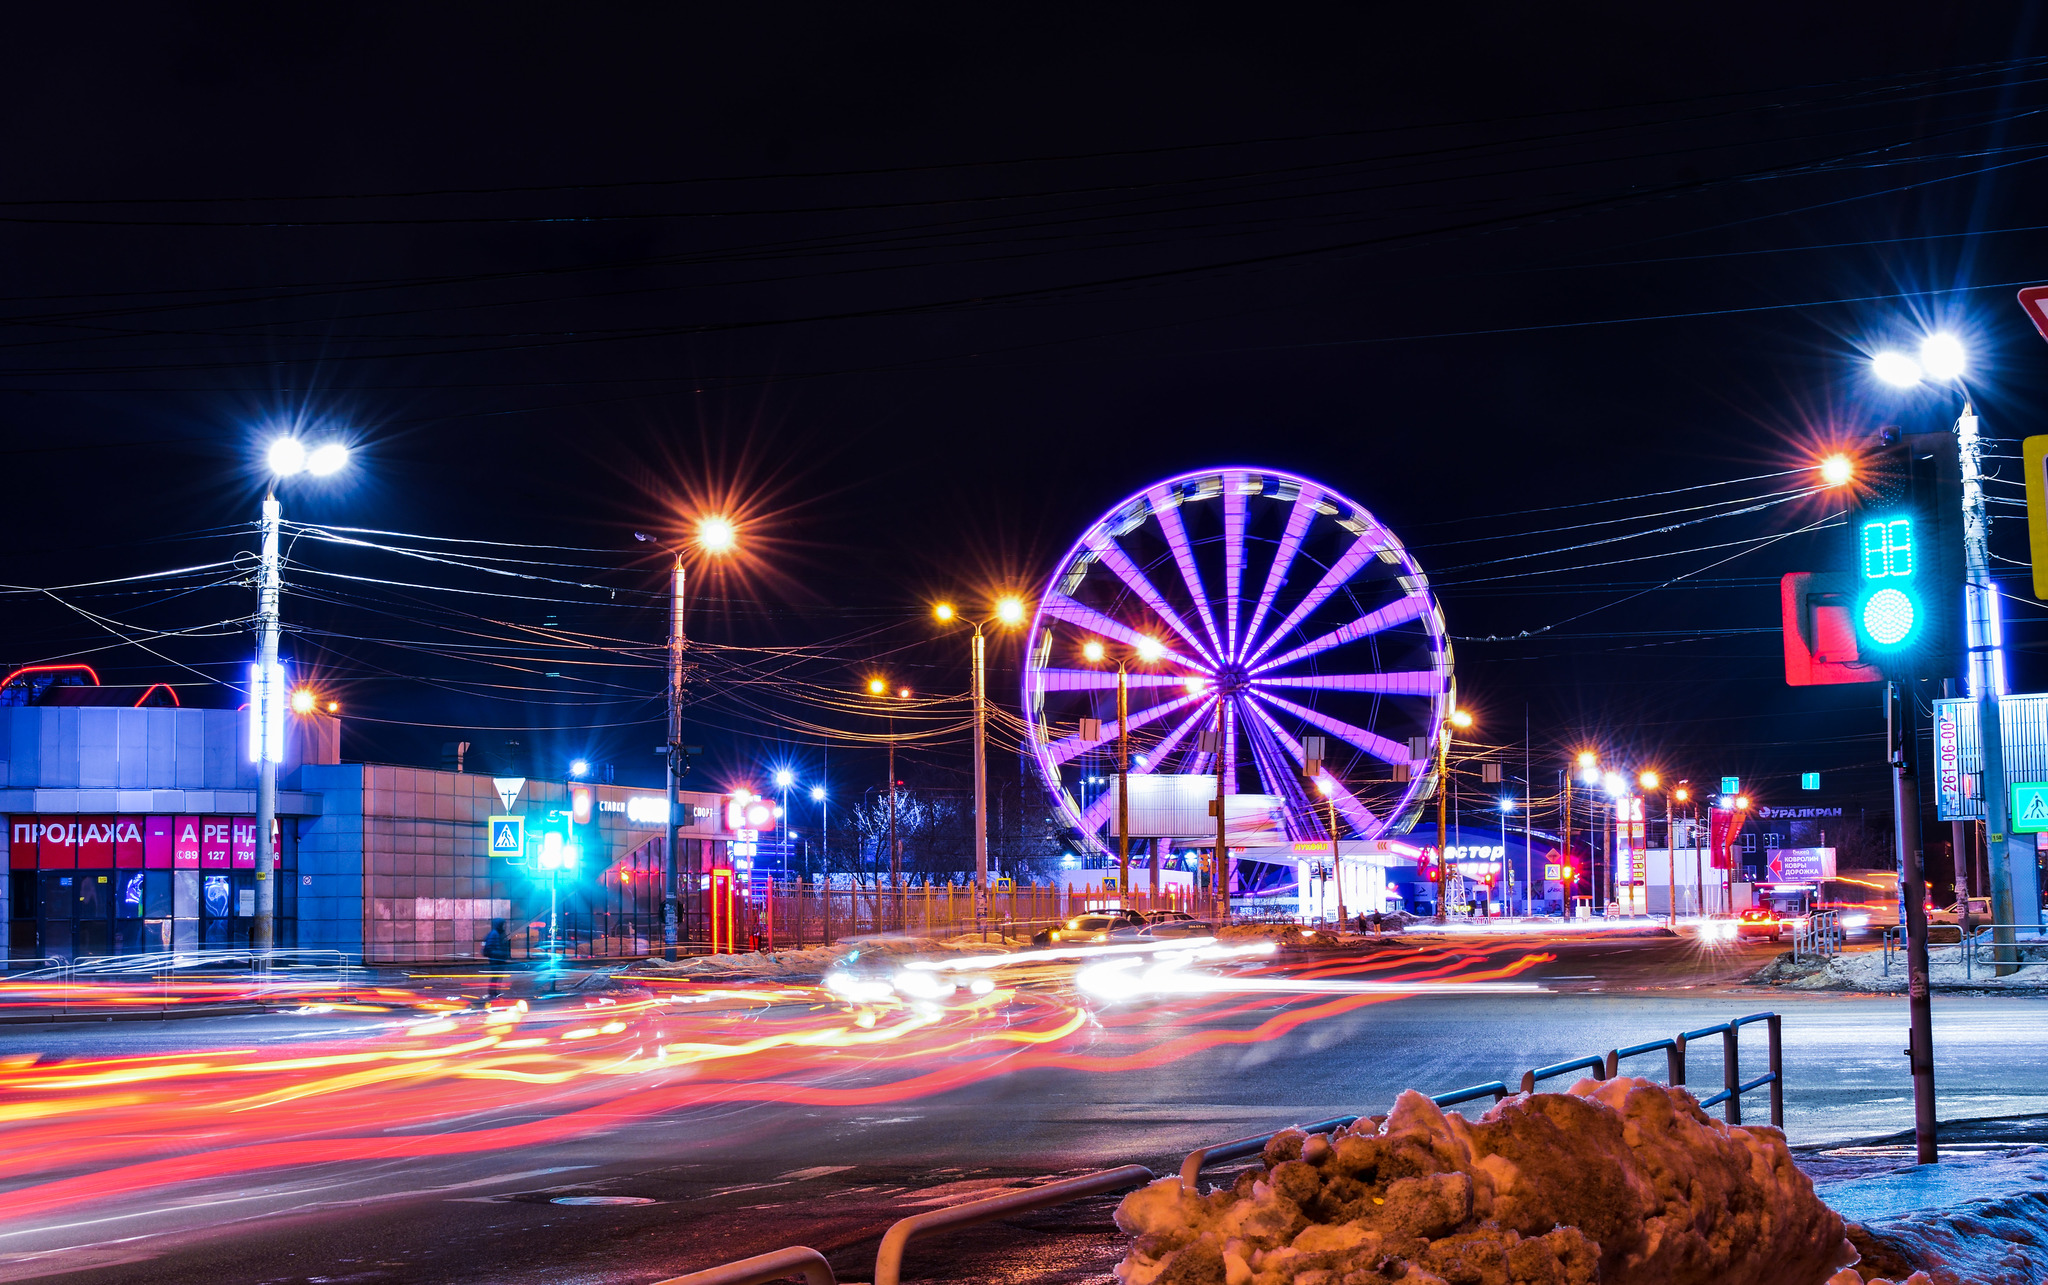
left=482, top=918, right=513, bottom=1002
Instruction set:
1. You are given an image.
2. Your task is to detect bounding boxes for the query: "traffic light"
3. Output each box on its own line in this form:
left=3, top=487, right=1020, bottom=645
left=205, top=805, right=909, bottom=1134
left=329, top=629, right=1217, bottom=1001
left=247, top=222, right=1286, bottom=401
left=1844, top=427, right=1962, bottom=679
left=535, top=808, right=581, bottom=871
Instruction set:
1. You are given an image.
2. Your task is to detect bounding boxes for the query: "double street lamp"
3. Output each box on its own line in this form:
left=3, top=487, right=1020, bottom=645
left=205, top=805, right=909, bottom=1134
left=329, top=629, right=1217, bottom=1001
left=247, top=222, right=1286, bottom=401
left=1081, top=634, right=1164, bottom=902
left=934, top=597, right=1025, bottom=938
left=864, top=677, right=913, bottom=914
left=252, top=435, right=351, bottom=950
left=1432, top=707, right=1473, bottom=923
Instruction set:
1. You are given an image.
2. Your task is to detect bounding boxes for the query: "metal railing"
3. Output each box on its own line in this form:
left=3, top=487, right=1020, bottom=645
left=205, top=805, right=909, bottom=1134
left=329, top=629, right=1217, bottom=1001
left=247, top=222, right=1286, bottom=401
left=0, top=948, right=363, bottom=1016
left=654, top=1246, right=837, bottom=1285
left=670, top=1012, right=1784, bottom=1282
left=872, top=1165, right=1154, bottom=1285
left=1792, top=911, right=1843, bottom=962
left=1883, top=923, right=2048, bottom=980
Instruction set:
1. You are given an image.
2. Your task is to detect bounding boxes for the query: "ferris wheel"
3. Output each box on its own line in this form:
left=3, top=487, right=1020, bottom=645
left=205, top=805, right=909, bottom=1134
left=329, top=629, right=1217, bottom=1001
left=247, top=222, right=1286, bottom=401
left=1022, top=468, right=1453, bottom=854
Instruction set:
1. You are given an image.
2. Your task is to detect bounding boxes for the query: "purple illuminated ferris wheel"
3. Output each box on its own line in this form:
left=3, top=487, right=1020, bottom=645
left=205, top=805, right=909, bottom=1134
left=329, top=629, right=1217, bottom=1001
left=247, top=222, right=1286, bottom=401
left=1022, top=468, right=1454, bottom=854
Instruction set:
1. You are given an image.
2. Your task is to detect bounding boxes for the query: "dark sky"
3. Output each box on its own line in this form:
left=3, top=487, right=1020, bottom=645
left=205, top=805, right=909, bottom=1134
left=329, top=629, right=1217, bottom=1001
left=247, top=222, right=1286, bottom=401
left=4, top=4, right=2047, bottom=838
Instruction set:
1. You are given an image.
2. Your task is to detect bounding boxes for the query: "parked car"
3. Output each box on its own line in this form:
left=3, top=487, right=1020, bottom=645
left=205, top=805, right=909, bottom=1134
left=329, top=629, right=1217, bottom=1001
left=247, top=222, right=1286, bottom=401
left=1031, top=908, right=1145, bottom=946
left=1735, top=907, right=1781, bottom=942
left=1135, top=911, right=1215, bottom=940
left=1928, top=897, right=1991, bottom=928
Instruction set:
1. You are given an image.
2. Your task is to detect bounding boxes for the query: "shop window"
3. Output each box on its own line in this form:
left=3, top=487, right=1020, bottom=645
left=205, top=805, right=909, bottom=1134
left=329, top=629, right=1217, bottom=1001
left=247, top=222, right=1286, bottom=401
left=8, top=871, right=32, bottom=919
left=173, top=870, right=199, bottom=919
left=118, top=871, right=145, bottom=918
left=202, top=874, right=231, bottom=919
left=172, top=918, right=198, bottom=951
left=75, top=870, right=112, bottom=920
left=1763, top=833, right=1782, bottom=851
left=38, top=871, right=75, bottom=919
left=144, top=871, right=173, bottom=919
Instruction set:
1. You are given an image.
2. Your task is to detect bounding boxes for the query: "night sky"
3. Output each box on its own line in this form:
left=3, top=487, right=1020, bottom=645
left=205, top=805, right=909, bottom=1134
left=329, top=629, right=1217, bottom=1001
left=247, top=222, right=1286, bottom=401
left=5, top=5, right=2047, bottom=852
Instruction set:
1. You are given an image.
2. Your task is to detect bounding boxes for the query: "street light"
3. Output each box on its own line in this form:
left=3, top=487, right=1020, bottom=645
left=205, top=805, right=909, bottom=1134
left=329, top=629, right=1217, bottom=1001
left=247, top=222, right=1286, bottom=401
left=251, top=433, right=351, bottom=950
left=1315, top=773, right=1345, bottom=925
left=569, top=758, right=590, bottom=779
left=636, top=514, right=739, bottom=960
left=1081, top=635, right=1163, bottom=904
left=863, top=678, right=912, bottom=918
left=1434, top=706, right=1472, bottom=924
left=1819, top=454, right=1853, bottom=487
left=934, top=598, right=1029, bottom=937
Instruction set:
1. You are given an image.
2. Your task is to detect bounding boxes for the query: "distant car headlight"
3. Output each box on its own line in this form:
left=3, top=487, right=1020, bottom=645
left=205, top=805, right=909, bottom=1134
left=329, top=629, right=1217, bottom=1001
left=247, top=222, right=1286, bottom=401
left=1843, top=913, right=1871, bottom=928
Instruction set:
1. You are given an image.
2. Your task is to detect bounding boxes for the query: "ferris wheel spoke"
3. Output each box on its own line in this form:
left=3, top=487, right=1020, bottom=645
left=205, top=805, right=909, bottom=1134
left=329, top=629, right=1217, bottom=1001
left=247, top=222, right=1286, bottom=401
left=1040, top=593, right=1210, bottom=670
left=1251, top=591, right=1433, bottom=675
left=1242, top=698, right=1381, bottom=834
left=1045, top=691, right=1202, bottom=768
left=1222, top=472, right=1247, bottom=660
left=1242, top=521, right=1391, bottom=667
left=1032, top=667, right=1203, bottom=692
left=1248, top=689, right=1409, bottom=766
left=1239, top=484, right=1318, bottom=662
left=1255, top=670, right=1442, bottom=695
left=1081, top=535, right=1217, bottom=664
left=1144, top=699, right=1214, bottom=771
left=1147, top=485, right=1225, bottom=658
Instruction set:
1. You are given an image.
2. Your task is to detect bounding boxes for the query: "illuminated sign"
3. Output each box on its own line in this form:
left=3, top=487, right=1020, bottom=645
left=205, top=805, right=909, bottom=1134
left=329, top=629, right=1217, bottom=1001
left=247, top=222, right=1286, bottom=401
left=626, top=796, right=672, bottom=825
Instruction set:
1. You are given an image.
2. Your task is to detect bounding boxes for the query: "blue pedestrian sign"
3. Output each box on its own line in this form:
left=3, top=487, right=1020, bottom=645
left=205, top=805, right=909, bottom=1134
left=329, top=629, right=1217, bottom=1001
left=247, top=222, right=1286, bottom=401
left=2011, top=783, right=2048, bottom=834
left=488, top=815, right=525, bottom=857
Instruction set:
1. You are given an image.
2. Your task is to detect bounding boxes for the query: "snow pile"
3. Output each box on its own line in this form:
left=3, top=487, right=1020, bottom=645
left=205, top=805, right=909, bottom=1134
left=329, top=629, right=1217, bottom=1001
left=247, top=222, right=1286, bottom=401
left=1755, top=948, right=2048, bottom=992
left=1216, top=924, right=1341, bottom=948
left=1847, top=1189, right=2048, bottom=1285
left=1115, top=1077, right=1851, bottom=1285
left=1826, top=1273, right=1932, bottom=1285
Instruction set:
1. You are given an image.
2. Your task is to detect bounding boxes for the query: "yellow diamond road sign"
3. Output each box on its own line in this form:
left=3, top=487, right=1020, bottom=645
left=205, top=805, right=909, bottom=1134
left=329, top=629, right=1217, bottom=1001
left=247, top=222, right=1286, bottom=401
left=488, top=815, right=525, bottom=857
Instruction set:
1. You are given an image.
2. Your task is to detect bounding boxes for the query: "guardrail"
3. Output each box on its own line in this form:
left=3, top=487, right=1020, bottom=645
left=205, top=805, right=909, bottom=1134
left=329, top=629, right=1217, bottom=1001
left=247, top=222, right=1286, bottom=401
left=669, top=1011, right=1783, bottom=1283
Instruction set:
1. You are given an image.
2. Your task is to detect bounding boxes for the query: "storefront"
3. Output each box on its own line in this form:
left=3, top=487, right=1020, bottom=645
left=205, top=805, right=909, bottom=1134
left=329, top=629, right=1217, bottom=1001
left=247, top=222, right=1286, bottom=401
left=1, top=703, right=735, bottom=963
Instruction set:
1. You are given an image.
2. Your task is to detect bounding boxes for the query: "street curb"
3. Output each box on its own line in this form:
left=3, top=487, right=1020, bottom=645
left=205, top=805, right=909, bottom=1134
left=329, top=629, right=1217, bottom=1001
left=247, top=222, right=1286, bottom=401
left=0, top=1003, right=270, bottom=1026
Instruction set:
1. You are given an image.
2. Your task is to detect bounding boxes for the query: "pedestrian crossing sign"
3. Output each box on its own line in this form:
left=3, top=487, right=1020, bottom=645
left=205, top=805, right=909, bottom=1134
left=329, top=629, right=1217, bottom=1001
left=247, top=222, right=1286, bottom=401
left=2012, top=784, right=2048, bottom=834
left=488, top=815, right=525, bottom=856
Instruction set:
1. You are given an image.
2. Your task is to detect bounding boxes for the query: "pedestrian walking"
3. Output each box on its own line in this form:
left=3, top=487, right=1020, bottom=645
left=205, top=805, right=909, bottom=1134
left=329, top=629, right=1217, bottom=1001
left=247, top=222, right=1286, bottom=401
left=482, top=917, right=512, bottom=1003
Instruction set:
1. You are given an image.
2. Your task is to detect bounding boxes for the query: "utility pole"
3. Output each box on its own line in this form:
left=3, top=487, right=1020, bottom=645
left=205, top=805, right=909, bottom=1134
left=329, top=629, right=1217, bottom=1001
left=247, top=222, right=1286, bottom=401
left=1212, top=712, right=1228, bottom=923
left=887, top=731, right=899, bottom=924
left=1889, top=681, right=1939, bottom=1163
left=1116, top=659, right=1130, bottom=906
left=663, top=554, right=685, bottom=960
left=972, top=628, right=990, bottom=938
left=251, top=495, right=282, bottom=950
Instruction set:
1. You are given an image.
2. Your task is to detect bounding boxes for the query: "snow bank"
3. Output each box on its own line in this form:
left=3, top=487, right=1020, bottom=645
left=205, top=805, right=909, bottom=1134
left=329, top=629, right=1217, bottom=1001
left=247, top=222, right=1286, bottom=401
left=1845, top=1189, right=2048, bottom=1285
left=1114, top=1077, right=1851, bottom=1285
left=627, top=933, right=1015, bottom=979
left=1753, top=947, right=2048, bottom=992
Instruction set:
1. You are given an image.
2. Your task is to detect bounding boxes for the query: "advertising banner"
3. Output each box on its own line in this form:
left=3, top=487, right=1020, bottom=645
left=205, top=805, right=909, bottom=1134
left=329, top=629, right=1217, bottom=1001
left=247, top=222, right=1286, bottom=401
left=1709, top=806, right=1748, bottom=870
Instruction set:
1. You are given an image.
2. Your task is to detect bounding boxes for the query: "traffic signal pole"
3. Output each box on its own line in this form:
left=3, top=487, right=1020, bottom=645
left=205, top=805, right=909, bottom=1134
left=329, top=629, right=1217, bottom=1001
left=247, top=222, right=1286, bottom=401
left=663, top=554, right=685, bottom=961
left=1888, top=681, right=1939, bottom=1163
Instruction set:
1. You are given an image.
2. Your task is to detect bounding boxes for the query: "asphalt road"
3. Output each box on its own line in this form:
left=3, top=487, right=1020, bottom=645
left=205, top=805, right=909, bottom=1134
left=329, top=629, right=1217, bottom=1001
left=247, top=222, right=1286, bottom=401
left=2, top=933, right=2044, bottom=1285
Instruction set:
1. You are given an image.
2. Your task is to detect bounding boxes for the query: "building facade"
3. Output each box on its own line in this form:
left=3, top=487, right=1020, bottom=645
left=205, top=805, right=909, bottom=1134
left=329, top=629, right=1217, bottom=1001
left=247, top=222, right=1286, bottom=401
left=3, top=705, right=734, bottom=963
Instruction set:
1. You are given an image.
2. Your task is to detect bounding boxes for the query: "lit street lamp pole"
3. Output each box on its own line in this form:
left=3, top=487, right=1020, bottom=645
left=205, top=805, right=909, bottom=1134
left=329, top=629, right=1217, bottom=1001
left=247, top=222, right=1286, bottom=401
left=1082, top=636, right=1164, bottom=903
left=935, top=598, right=1025, bottom=939
left=252, top=436, right=350, bottom=951
left=638, top=516, right=735, bottom=961
left=864, top=678, right=912, bottom=926
left=1433, top=707, right=1472, bottom=923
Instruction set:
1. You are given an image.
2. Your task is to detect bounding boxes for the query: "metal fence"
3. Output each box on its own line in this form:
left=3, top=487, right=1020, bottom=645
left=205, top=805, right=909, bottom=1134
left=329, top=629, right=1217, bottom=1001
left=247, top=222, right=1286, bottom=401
left=0, top=948, right=364, bottom=1017
left=1793, top=910, right=1843, bottom=962
left=662, top=1011, right=1786, bottom=1285
left=1884, top=922, right=2048, bottom=981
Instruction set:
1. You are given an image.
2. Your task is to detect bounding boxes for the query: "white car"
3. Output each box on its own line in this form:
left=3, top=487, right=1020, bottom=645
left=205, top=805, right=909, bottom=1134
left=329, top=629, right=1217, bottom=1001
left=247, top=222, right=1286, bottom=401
left=1928, top=898, right=1991, bottom=927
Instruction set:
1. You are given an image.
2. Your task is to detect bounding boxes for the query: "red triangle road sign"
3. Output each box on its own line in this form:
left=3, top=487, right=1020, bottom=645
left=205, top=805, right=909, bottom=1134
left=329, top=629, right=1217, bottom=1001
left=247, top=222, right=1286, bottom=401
left=2019, top=286, right=2048, bottom=345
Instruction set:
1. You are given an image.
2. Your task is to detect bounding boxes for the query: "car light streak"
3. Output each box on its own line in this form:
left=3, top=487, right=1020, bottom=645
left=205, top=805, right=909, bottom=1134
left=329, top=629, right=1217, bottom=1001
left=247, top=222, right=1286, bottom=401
left=0, top=947, right=1552, bottom=1225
